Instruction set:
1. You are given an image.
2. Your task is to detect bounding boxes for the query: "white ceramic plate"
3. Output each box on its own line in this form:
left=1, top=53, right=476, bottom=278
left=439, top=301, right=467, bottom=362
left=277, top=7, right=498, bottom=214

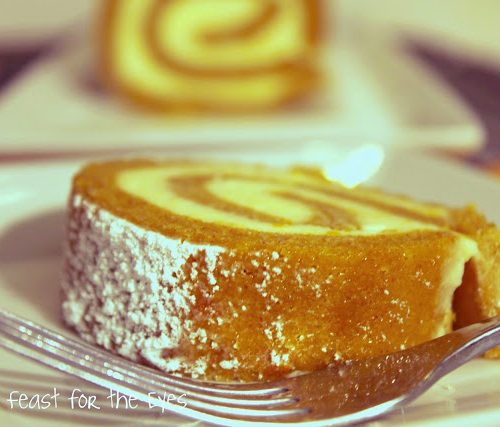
left=0, top=143, right=499, bottom=427
left=0, top=29, right=483, bottom=154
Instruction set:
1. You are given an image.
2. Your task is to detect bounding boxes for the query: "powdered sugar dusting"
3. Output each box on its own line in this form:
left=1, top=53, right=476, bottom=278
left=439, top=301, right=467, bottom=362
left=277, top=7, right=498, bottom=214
left=61, top=194, right=224, bottom=377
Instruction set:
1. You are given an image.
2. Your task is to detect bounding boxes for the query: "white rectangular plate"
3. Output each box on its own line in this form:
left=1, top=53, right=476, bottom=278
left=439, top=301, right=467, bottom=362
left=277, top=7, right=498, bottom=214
left=0, top=143, right=499, bottom=427
left=0, top=30, right=483, bottom=154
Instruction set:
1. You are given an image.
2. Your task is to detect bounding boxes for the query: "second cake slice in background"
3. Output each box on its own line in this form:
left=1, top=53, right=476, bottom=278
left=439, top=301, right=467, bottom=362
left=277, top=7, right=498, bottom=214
left=99, top=0, right=325, bottom=112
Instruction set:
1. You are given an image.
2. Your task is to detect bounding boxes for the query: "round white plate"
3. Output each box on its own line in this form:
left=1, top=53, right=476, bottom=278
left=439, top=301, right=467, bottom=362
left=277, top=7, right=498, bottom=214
left=0, top=144, right=499, bottom=426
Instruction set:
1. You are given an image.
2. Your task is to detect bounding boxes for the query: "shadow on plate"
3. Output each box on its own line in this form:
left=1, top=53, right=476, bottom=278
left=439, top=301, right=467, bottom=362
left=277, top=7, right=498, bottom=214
left=0, top=209, right=66, bottom=325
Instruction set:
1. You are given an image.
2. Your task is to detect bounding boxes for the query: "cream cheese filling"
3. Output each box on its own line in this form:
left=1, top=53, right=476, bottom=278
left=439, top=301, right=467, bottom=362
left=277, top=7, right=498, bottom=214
left=117, top=164, right=446, bottom=236
left=434, top=237, right=479, bottom=337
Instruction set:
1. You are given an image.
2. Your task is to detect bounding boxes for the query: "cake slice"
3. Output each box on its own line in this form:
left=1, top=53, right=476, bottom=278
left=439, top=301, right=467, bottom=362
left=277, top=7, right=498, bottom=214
left=61, top=160, right=500, bottom=381
left=100, top=0, right=323, bottom=111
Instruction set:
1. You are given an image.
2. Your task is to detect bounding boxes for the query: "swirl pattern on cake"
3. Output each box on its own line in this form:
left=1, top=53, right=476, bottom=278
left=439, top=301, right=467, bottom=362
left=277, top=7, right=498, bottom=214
left=61, top=160, right=500, bottom=380
left=100, top=0, right=323, bottom=111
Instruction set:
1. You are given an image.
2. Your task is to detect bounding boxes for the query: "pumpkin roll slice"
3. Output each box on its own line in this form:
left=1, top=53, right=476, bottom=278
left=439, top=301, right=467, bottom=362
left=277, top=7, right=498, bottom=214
left=100, top=0, right=323, bottom=111
left=61, top=160, right=499, bottom=381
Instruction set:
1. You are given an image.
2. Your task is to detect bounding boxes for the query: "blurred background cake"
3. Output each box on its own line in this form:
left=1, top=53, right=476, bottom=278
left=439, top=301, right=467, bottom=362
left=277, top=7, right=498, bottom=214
left=99, top=0, right=326, bottom=112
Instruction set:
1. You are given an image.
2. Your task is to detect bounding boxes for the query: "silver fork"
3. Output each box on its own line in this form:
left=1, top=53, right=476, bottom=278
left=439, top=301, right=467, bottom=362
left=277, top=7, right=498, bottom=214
left=0, top=309, right=499, bottom=427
